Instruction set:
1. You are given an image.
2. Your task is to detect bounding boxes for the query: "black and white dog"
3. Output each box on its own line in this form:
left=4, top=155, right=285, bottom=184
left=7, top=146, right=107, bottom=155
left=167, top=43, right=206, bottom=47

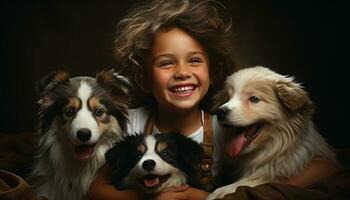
left=29, top=70, right=130, bottom=200
left=105, top=132, right=204, bottom=194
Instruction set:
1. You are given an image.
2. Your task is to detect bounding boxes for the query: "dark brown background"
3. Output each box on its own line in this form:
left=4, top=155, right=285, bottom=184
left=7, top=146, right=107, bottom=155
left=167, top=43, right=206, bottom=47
left=0, top=0, right=347, bottom=147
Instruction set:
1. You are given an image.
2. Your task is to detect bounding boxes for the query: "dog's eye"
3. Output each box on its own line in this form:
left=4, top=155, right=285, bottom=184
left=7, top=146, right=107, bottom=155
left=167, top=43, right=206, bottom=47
left=136, top=153, right=142, bottom=160
left=94, top=108, right=104, bottom=117
left=249, top=96, right=260, bottom=103
left=161, top=152, right=169, bottom=159
left=64, top=107, right=75, bottom=117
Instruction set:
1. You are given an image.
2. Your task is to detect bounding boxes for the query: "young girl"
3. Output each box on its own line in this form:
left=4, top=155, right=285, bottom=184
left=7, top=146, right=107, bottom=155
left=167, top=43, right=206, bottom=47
left=89, top=0, right=339, bottom=199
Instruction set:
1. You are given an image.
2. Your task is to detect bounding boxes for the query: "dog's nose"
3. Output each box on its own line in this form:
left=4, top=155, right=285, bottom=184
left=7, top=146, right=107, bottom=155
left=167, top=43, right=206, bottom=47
left=77, top=128, right=91, bottom=142
left=142, top=159, right=156, bottom=171
left=217, top=107, right=229, bottom=122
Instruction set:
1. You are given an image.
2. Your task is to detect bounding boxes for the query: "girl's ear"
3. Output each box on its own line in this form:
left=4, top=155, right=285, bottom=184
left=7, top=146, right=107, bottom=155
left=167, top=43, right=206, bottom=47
left=136, top=73, right=151, bottom=93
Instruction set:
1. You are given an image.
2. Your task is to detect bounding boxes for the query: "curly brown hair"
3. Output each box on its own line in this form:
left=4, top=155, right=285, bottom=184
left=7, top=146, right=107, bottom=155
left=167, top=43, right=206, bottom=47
left=114, top=0, right=235, bottom=110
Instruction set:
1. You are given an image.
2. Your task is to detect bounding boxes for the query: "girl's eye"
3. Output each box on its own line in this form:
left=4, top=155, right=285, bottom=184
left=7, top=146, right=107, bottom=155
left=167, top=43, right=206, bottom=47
left=159, top=60, right=173, bottom=67
left=189, top=57, right=201, bottom=64
left=249, top=96, right=260, bottom=103
left=64, top=107, right=75, bottom=117
left=94, top=108, right=104, bottom=117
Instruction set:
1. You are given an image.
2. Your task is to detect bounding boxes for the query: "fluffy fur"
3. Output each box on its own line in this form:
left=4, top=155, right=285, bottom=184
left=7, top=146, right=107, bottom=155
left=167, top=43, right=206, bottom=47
left=105, top=132, right=204, bottom=194
left=207, top=66, right=337, bottom=199
left=29, top=70, right=129, bottom=200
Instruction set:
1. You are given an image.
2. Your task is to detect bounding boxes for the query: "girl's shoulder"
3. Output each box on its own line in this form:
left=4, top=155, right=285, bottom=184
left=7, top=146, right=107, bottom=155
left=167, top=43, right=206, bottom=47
left=129, top=106, right=151, bottom=119
left=211, top=114, right=227, bottom=144
left=127, top=106, right=151, bottom=134
left=211, top=114, right=224, bottom=133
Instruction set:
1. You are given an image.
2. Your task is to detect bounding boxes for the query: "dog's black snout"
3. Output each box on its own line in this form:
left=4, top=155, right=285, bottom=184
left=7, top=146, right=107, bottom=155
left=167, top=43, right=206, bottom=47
left=77, top=128, right=91, bottom=142
left=142, top=159, right=156, bottom=171
left=217, top=107, right=229, bottom=121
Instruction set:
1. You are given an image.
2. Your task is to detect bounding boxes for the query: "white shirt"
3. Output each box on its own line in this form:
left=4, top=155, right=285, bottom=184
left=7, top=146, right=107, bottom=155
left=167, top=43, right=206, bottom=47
left=127, top=107, right=226, bottom=177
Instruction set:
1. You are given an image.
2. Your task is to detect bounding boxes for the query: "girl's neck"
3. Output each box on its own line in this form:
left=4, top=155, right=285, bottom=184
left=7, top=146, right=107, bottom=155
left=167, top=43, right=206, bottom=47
left=155, top=106, right=202, bottom=136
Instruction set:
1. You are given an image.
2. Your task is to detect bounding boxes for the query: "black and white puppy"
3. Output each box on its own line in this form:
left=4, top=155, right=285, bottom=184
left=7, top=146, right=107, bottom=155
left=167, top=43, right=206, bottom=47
left=105, top=132, right=204, bottom=193
left=30, top=69, right=130, bottom=200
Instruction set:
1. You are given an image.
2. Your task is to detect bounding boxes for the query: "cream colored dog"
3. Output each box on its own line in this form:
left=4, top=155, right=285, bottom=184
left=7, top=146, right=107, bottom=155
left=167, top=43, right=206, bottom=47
left=207, top=66, right=337, bottom=200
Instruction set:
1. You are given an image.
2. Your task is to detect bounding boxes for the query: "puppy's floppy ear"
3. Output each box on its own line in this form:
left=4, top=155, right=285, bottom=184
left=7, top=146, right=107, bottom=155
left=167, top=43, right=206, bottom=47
left=171, top=133, right=204, bottom=188
left=275, top=77, right=314, bottom=113
left=35, top=71, right=70, bottom=98
left=97, top=69, right=131, bottom=131
left=172, top=133, right=203, bottom=170
left=97, top=69, right=131, bottom=102
left=105, top=146, right=118, bottom=168
left=209, top=86, right=230, bottom=114
left=105, top=144, right=127, bottom=188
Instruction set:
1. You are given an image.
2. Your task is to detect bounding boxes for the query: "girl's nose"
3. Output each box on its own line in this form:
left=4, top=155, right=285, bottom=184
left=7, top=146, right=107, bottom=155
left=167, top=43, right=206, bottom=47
left=174, top=64, right=191, bottom=79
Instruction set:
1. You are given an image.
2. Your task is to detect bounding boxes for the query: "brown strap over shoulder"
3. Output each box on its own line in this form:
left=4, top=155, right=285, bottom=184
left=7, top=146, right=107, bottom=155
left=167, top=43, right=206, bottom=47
left=203, top=111, right=213, bottom=157
left=199, top=111, right=214, bottom=191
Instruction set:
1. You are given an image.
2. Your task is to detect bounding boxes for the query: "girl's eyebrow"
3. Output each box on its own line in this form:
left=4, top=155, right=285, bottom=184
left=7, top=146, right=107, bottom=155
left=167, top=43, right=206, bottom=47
left=153, top=54, right=175, bottom=60
left=187, top=51, right=208, bottom=57
left=153, top=51, right=207, bottom=60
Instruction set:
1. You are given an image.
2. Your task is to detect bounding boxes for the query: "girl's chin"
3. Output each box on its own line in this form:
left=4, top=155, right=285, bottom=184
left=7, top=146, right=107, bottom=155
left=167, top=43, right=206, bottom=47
left=156, top=92, right=204, bottom=111
left=167, top=99, right=201, bottom=111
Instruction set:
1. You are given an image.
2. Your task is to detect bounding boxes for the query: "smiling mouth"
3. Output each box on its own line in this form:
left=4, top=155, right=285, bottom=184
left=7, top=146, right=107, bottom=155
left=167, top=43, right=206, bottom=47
left=226, top=123, right=264, bottom=157
left=169, top=85, right=197, bottom=97
left=74, top=145, right=95, bottom=160
left=140, top=174, right=171, bottom=189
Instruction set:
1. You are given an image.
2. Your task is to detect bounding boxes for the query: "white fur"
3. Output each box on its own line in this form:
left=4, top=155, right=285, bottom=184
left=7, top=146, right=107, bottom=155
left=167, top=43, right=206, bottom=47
left=207, top=66, right=337, bottom=200
left=30, top=81, right=124, bottom=200
left=70, top=82, right=100, bottom=145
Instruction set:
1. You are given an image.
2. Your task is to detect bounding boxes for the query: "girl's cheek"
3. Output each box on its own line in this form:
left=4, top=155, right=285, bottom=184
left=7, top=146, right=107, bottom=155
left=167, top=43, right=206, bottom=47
left=151, top=69, right=172, bottom=87
left=196, top=66, right=210, bottom=83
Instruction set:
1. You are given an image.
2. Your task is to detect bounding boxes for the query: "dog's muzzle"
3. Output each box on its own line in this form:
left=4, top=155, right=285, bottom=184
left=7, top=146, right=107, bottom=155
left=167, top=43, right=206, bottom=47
left=142, top=159, right=156, bottom=171
left=76, top=128, right=91, bottom=142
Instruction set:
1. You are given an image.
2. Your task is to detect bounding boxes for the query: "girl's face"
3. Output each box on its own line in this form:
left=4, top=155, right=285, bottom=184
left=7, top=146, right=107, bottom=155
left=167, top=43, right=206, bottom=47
left=142, top=27, right=210, bottom=112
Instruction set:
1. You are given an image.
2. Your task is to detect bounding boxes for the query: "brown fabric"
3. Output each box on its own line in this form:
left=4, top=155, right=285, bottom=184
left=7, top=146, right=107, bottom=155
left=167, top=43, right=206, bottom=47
left=219, top=168, right=350, bottom=200
left=0, top=133, right=36, bottom=176
left=0, top=169, right=47, bottom=200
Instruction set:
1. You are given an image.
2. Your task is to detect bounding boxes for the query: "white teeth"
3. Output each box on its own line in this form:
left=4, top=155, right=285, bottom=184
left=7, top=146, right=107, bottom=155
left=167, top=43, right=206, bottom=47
left=173, top=86, right=194, bottom=92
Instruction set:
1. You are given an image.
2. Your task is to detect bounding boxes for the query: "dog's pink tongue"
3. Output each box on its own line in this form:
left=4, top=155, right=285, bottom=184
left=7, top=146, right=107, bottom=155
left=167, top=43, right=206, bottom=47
left=75, top=146, right=94, bottom=160
left=144, top=177, right=159, bottom=188
left=226, top=133, right=245, bottom=157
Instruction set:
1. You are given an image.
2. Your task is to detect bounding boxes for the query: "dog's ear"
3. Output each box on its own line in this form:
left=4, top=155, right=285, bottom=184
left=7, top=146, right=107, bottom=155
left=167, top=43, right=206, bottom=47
left=172, top=133, right=204, bottom=188
left=105, top=143, right=129, bottom=188
left=97, top=69, right=131, bottom=131
left=275, top=77, right=314, bottom=113
left=209, top=86, right=230, bottom=114
left=173, top=133, right=203, bottom=170
left=96, top=69, right=131, bottom=103
left=35, top=71, right=70, bottom=98
left=105, top=145, right=121, bottom=169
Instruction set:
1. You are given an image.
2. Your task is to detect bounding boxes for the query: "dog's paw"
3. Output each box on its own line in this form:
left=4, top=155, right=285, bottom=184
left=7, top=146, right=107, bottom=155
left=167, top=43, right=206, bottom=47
left=206, top=185, right=237, bottom=200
